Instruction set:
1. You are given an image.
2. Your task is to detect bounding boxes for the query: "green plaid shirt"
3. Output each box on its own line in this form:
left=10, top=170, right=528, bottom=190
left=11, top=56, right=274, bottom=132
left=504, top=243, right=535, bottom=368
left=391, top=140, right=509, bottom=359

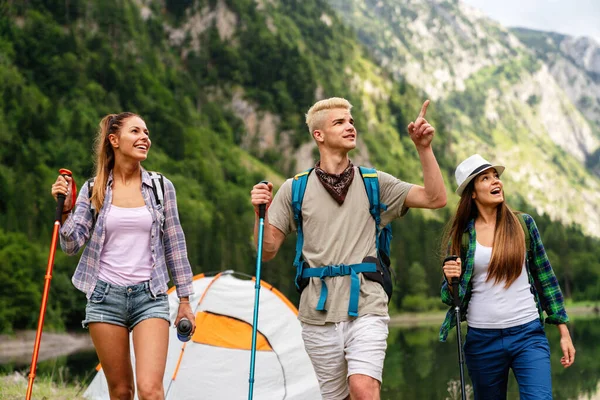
left=439, top=213, right=569, bottom=342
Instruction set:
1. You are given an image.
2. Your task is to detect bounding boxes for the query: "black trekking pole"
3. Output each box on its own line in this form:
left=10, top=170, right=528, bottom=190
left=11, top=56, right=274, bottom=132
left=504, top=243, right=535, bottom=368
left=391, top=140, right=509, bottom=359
left=248, top=183, right=268, bottom=400
left=446, top=255, right=466, bottom=400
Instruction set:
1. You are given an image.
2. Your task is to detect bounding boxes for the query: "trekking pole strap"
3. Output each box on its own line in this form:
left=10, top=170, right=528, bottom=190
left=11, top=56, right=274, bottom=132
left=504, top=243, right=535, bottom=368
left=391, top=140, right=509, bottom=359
left=301, top=262, right=377, bottom=317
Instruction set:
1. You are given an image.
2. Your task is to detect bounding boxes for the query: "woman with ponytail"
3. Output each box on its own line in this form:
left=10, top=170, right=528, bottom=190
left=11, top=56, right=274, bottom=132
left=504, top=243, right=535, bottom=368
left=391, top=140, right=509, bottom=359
left=50, top=113, right=195, bottom=400
left=438, top=154, right=575, bottom=400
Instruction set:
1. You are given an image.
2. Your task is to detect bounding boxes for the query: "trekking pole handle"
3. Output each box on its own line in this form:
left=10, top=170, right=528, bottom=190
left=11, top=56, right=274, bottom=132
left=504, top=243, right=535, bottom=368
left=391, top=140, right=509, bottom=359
left=258, top=180, right=269, bottom=219
left=55, top=169, right=73, bottom=222
left=444, top=255, right=460, bottom=308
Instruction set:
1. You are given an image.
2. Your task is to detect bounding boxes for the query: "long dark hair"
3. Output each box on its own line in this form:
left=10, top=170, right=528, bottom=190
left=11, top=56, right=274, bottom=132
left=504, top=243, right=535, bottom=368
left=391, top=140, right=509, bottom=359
left=441, top=179, right=526, bottom=288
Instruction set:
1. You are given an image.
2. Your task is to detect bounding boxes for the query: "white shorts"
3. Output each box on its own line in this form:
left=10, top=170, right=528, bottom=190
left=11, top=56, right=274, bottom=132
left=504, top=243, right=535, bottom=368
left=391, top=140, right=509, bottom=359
left=301, top=314, right=390, bottom=400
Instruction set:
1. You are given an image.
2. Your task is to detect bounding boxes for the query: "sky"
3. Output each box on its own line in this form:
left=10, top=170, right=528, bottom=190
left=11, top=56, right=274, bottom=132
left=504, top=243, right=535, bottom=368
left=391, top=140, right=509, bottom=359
left=462, top=0, right=600, bottom=43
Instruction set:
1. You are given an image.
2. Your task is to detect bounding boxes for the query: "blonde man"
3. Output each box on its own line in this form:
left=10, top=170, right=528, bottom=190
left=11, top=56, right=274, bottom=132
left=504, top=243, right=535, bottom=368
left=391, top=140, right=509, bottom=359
left=250, top=97, right=446, bottom=399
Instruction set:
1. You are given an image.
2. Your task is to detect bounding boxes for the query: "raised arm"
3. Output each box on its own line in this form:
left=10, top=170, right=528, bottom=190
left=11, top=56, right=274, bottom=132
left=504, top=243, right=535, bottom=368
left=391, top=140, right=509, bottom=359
left=405, top=100, right=447, bottom=209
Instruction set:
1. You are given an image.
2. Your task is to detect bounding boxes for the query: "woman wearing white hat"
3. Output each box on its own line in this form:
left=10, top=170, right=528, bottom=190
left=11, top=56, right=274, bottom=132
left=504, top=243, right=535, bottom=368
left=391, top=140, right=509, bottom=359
left=438, top=154, right=575, bottom=400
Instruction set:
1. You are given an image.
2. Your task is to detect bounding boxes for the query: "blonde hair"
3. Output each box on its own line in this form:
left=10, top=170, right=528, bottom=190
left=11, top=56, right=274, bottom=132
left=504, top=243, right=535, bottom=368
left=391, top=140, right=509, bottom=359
left=305, top=97, right=352, bottom=135
left=91, top=112, right=138, bottom=211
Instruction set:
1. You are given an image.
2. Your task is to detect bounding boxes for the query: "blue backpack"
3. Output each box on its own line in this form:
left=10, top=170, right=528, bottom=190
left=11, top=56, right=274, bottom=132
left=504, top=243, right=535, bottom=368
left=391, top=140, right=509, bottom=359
left=291, top=166, right=394, bottom=316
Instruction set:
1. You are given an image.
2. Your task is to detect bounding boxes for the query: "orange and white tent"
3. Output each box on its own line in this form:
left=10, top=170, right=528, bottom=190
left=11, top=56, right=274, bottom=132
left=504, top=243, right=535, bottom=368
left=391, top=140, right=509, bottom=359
left=84, top=271, right=321, bottom=400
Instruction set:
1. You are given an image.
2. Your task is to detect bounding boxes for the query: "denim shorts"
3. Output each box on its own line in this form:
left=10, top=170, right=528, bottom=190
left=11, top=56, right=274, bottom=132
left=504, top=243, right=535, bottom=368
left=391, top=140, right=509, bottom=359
left=82, top=279, right=170, bottom=331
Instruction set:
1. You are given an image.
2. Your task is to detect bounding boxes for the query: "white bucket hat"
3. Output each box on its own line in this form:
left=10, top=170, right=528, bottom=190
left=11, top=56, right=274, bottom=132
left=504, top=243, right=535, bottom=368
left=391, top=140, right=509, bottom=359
left=455, top=154, right=505, bottom=196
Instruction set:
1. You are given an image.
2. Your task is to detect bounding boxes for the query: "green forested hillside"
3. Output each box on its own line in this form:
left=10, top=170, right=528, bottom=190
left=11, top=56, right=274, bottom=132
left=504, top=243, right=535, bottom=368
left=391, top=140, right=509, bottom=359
left=327, top=0, right=600, bottom=235
left=0, top=0, right=598, bottom=333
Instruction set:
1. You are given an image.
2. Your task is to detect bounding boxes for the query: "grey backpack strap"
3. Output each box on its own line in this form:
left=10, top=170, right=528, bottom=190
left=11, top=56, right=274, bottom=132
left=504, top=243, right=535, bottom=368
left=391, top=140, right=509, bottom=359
left=87, top=178, right=97, bottom=219
left=148, top=171, right=165, bottom=207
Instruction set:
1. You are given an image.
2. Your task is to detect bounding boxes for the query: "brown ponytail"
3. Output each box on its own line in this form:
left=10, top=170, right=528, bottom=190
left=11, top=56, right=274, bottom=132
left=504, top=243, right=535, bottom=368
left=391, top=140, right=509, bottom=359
left=90, top=112, right=138, bottom=211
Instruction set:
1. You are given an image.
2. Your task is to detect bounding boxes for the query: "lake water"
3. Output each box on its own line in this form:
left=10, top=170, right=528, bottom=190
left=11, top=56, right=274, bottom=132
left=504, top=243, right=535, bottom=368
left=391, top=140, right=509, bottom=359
left=382, top=316, right=600, bottom=400
left=2, top=316, right=599, bottom=399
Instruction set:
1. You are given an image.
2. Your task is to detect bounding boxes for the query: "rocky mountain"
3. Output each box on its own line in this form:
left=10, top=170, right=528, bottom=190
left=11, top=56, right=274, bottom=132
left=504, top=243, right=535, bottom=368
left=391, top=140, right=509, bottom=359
left=511, top=29, right=600, bottom=127
left=326, top=0, right=600, bottom=236
left=512, top=27, right=600, bottom=174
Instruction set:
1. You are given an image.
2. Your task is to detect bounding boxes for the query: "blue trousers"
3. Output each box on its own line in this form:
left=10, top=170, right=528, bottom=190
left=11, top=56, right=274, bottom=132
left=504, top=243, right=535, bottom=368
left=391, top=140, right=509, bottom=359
left=464, top=318, right=552, bottom=400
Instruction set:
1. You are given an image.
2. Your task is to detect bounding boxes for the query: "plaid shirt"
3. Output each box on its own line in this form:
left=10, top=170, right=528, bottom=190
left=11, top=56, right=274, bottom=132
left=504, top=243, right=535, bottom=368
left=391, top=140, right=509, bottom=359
left=439, top=213, right=569, bottom=342
left=60, top=170, right=194, bottom=299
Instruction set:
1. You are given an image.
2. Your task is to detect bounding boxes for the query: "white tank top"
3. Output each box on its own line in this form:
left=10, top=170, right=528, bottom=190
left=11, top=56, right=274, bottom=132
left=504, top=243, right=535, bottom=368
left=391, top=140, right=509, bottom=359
left=466, top=241, right=539, bottom=329
left=98, top=205, right=153, bottom=286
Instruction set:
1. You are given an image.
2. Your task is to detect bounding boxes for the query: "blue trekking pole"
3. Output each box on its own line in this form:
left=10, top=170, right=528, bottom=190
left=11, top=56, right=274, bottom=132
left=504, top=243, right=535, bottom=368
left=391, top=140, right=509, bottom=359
left=248, top=182, right=268, bottom=400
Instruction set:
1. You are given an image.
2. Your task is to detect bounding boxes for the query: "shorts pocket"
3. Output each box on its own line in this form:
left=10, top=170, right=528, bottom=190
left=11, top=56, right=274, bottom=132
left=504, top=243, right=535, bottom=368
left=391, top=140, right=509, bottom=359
left=300, top=323, right=325, bottom=342
left=155, top=293, right=168, bottom=302
left=90, top=283, right=108, bottom=304
left=146, top=286, right=167, bottom=302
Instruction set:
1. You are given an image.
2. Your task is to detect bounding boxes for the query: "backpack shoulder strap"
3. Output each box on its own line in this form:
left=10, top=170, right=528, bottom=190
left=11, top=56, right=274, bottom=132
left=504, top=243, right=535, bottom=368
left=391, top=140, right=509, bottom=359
left=291, top=169, right=312, bottom=223
left=358, top=166, right=387, bottom=227
left=87, top=177, right=96, bottom=214
left=291, top=168, right=313, bottom=289
left=87, top=178, right=95, bottom=195
left=148, top=171, right=165, bottom=207
left=359, top=167, right=396, bottom=298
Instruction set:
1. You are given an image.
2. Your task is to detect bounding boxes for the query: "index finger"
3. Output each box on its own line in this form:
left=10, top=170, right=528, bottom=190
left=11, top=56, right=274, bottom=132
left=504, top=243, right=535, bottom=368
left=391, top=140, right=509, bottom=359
left=418, top=100, right=430, bottom=119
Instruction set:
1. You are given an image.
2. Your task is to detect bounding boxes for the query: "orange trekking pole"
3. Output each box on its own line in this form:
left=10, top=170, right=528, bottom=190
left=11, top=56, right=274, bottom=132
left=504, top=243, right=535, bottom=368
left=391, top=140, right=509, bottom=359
left=26, top=168, right=75, bottom=400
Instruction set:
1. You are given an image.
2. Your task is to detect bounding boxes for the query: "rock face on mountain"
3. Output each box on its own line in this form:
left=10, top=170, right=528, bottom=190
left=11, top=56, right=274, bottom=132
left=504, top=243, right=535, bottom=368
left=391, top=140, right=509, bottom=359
left=561, top=36, right=600, bottom=77
left=327, top=0, right=522, bottom=100
left=326, top=0, right=600, bottom=235
left=512, top=28, right=600, bottom=135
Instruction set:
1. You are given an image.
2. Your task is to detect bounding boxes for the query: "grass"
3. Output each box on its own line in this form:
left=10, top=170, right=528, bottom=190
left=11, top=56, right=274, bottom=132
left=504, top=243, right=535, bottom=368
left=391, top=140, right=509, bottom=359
left=565, top=299, right=600, bottom=308
left=389, top=309, right=447, bottom=327
left=1, top=370, right=86, bottom=400
left=563, top=301, right=600, bottom=319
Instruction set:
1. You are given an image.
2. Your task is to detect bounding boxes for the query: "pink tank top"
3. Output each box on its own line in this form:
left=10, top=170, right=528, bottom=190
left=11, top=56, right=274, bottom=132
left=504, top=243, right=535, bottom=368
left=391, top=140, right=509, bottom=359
left=98, top=205, right=153, bottom=286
